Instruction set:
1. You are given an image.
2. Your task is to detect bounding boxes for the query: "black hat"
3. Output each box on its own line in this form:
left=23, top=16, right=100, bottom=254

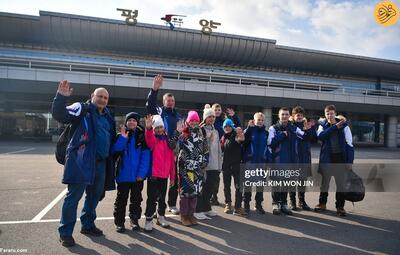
left=125, top=112, right=140, bottom=123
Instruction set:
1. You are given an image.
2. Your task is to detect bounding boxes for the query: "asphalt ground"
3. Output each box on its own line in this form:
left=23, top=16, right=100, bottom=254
left=0, top=141, right=399, bottom=255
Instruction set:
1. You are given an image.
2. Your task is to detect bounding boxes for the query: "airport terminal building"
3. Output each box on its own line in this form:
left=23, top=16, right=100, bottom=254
left=0, top=11, right=399, bottom=147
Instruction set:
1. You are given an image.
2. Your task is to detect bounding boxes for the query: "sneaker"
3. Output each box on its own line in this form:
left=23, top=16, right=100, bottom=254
left=167, top=206, right=180, bottom=215
left=224, top=203, right=233, bottom=214
left=80, top=226, right=104, bottom=236
left=59, top=236, right=75, bottom=247
left=255, top=205, right=266, bottom=215
left=156, top=216, right=171, bottom=228
left=115, top=225, right=126, bottom=233
left=290, top=201, right=298, bottom=211
left=299, top=201, right=311, bottom=211
left=336, top=207, right=346, bottom=217
left=130, top=219, right=140, bottom=231
left=205, top=210, right=217, bottom=217
left=244, top=203, right=250, bottom=214
left=181, top=215, right=192, bottom=226
left=144, top=219, right=153, bottom=232
left=272, top=204, right=281, bottom=215
left=281, top=204, right=293, bottom=215
left=233, top=208, right=248, bottom=217
left=194, top=212, right=211, bottom=220
left=314, top=203, right=327, bottom=212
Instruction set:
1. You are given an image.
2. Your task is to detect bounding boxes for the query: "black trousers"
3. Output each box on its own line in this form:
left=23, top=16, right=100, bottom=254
left=289, top=177, right=307, bottom=202
left=243, top=190, right=264, bottom=207
left=145, top=177, right=168, bottom=218
left=113, top=181, right=144, bottom=226
left=167, top=165, right=178, bottom=207
left=271, top=186, right=288, bottom=205
left=223, top=164, right=243, bottom=209
left=319, top=153, right=346, bottom=208
left=210, top=172, right=221, bottom=202
left=196, top=170, right=220, bottom=212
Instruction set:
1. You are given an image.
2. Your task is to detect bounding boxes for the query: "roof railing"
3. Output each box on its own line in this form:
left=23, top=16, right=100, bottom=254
left=0, top=56, right=399, bottom=98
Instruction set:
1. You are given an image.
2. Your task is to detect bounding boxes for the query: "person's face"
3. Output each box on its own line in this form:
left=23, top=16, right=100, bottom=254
left=188, top=121, right=199, bottom=129
left=279, top=110, right=290, bottom=123
left=154, top=126, right=165, bottom=135
left=205, top=115, right=215, bottom=125
left=126, top=118, right=137, bottom=130
left=92, top=89, right=109, bottom=111
left=294, top=113, right=304, bottom=122
left=214, top=107, right=222, bottom=117
left=163, top=96, right=175, bottom=109
left=224, top=125, right=233, bottom=133
left=254, top=116, right=265, bottom=127
left=325, top=110, right=336, bottom=122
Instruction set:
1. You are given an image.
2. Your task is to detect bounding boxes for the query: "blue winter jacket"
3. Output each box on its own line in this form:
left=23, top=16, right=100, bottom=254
left=293, top=122, right=318, bottom=164
left=51, top=93, right=116, bottom=191
left=145, top=89, right=182, bottom=137
left=268, top=122, right=304, bottom=164
left=243, top=125, right=270, bottom=163
left=317, top=118, right=354, bottom=164
left=112, top=127, right=151, bottom=183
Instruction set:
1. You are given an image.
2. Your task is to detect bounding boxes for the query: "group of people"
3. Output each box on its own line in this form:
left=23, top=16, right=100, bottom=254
left=52, top=75, right=354, bottom=247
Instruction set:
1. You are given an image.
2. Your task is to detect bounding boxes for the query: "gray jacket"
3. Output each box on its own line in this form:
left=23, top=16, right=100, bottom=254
left=202, top=124, right=223, bottom=171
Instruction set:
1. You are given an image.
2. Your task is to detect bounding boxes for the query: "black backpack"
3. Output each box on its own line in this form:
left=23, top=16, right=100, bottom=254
left=55, top=104, right=89, bottom=165
left=344, top=170, right=365, bottom=202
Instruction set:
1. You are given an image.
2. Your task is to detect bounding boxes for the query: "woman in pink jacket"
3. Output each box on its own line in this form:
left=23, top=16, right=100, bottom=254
left=143, top=114, right=181, bottom=232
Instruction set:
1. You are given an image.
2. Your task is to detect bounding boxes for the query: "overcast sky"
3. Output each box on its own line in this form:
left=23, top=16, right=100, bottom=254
left=1, top=0, right=399, bottom=61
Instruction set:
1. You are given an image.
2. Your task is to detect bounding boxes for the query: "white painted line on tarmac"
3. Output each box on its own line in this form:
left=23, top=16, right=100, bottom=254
left=0, top=147, right=36, bottom=155
left=31, top=188, right=68, bottom=222
left=0, top=214, right=180, bottom=225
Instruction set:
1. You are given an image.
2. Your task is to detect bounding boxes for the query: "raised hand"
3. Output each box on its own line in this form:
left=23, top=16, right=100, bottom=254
left=176, top=119, right=185, bottom=133
left=152, top=74, right=163, bottom=91
left=336, top=119, right=345, bottom=129
left=248, top=120, right=255, bottom=128
left=57, top=80, right=73, bottom=97
left=226, top=108, right=235, bottom=117
left=304, top=119, right=316, bottom=130
left=144, top=114, right=153, bottom=129
left=235, top=127, right=245, bottom=142
left=120, top=125, right=128, bottom=138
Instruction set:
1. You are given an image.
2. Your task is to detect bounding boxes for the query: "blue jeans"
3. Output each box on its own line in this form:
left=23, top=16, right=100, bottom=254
left=58, top=160, right=106, bottom=237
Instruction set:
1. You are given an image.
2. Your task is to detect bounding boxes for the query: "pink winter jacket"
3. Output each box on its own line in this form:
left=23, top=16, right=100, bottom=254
left=145, top=128, right=176, bottom=181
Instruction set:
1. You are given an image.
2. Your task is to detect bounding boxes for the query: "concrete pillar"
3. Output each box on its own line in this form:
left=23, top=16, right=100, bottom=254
left=263, top=107, right=272, bottom=128
left=397, top=122, right=400, bottom=147
left=384, top=115, right=398, bottom=148
left=236, top=106, right=245, bottom=128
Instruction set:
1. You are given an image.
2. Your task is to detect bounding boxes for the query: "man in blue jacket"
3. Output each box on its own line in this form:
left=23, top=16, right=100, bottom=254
left=243, top=112, right=269, bottom=215
left=268, top=107, right=305, bottom=216
left=112, top=112, right=150, bottom=233
left=314, top=105, right=354, bottom=217
left=146, top=75, right=182, bottom=215
left=52, top=80, right=116, bottom=247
